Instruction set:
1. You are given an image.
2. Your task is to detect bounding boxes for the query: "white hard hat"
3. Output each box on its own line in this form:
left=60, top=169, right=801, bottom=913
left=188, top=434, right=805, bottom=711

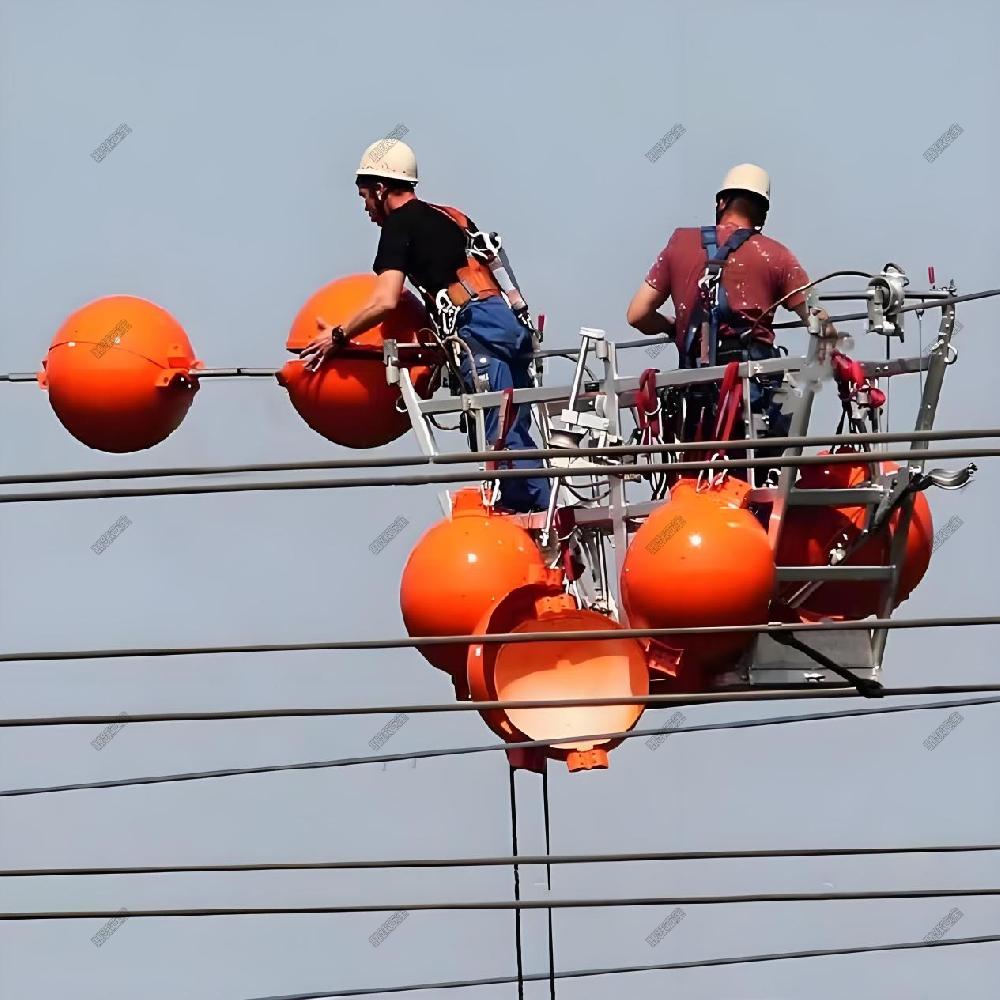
left=356, top=138, right=418, bottom=185
left=716, top=164, right=770, bottom=205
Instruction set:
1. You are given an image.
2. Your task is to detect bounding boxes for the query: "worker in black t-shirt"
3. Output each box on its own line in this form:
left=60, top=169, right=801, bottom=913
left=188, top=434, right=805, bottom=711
left=300, top=139, right=550, bottom=514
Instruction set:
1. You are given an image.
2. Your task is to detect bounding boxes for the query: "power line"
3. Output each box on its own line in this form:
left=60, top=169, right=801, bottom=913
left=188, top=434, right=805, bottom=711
left=236, top=934, right=1000, bottom=999
left=2, top=614, right=999, bottom=664
left=0, top=446, right=994, bottom=504
left=0, top=284, right=992, bottom=385
left=3, top=684, right=999, bottom=728
left=768, top=285, right=1000, bottom=328
left=3, top=694, right=996, bottom=798
left=0, top=426, right=994, bottom=486
left=6, top=284, right=996, bottom=390
left=3, top=843, right=998, bottom=879
left=5, top=887, right=1000, bottom=920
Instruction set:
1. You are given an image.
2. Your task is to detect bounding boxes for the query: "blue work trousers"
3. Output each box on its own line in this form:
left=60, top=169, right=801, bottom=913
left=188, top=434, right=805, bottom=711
left=455, top=298, right=551, bottom=514
left=745, top=340, right=791, bottom=440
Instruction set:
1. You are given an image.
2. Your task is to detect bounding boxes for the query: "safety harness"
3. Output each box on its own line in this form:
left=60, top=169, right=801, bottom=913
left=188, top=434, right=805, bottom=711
left=418, top=204, right=504, bottom=341
left=654, top=225, right=787, bottom=489
left=681, top=225, right=758, bottom=368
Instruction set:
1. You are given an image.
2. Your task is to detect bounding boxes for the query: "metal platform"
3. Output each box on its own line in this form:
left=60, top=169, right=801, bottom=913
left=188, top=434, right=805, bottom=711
left=748, top=628, right=876, bottom=687
left=387, top=264, right=964, bottom=688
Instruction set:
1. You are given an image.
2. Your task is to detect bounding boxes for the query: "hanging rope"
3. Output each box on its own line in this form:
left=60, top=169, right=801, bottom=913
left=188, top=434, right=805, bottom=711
left=509, top=765, right=525, bottom=1000
left=542, top=762, right=556, bottom=1000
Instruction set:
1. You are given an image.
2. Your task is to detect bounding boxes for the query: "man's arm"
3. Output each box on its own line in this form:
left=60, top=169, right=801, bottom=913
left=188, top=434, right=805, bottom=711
left=339, top=269, right=405, bottom=339
left=627, top=281, right=676, bottom=338
left=492, top=247, right=526, bottom=310
left=300, top=270, right=405, bottom=372
left=779, top=249, right=836, bottom=336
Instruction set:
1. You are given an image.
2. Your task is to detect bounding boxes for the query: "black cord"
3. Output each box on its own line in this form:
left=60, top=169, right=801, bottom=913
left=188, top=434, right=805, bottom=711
left=769, top=633, right=883, bottom=697
left=509, top=765, right=524, bottom=1000
left=5, top=694, right=998, bottom=798
left=7, top=446, right=998, bottom=504
left=5, top=842, right=999, bottom=879
left=542, top=762, right=556, bottom=1000
left=8, top=613, right=1000, bottom=665
left=232, top=933, right=1000, bottom=999
left=9, top=886, right=1000, bottom=919
left=5, top=683, right=1000, bottom=728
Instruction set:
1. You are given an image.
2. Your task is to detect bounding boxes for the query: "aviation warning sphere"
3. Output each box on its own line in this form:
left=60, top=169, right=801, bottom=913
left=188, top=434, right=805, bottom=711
left=777, top=452, right=933, bottom=621
left=399, top=488, right=545, bottom=695
left=468, top=567, right=648, bottom=771
left=38, top=295, right=202, bottom=453
left=278, top=274, right=437, bottom=449
left=620, top=477, right=775, bottom=686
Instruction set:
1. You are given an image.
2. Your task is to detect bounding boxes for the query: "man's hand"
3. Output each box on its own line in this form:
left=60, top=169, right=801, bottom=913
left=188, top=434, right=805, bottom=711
left=793, top=301, right=838, bottom=340
left=300, top=317, right=344, bottom=373
left=512, top=301, right=536, bottom=336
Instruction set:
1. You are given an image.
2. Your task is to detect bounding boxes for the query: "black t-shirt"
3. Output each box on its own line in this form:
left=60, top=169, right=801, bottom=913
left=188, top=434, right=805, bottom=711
left=372, top=200, right=476, bottom=296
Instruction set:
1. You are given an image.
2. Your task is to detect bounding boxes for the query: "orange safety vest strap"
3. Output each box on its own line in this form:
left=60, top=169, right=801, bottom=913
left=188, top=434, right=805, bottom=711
left=427, top=204, right=503, bottom=307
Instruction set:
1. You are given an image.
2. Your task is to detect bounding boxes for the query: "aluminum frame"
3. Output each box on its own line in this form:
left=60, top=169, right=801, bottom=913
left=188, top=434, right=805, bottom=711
left=394, top=278, right=957, bottom=689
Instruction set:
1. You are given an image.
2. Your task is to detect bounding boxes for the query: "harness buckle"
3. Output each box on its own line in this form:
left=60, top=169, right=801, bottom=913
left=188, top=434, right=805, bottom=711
left=696, top=451, right=728, bottom=492
left=697, top=262, right=723, bottom=298
left=434, top=288, right=461, bottom=339
left=468, top=230, right=502, bottom=262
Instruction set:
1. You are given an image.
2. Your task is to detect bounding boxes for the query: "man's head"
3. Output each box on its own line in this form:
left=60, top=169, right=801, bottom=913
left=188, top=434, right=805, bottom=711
left=355, top=139, right=418, bottom=225
left=715, top=163, right=770, bottom=228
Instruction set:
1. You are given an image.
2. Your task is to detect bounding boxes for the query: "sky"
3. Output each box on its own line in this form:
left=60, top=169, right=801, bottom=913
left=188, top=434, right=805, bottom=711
left=1, top=0, right=999, bottom=998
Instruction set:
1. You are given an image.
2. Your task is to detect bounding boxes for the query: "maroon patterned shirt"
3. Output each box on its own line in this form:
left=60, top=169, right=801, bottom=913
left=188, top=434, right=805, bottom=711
left=645, top=223, right=809, bottom=348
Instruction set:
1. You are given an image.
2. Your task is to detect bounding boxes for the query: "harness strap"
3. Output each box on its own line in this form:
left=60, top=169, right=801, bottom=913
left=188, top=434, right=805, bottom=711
left=485, top=388, right=517, bottom=473
left=552, top=507, right=585, bottom=582
left=426, top=203, right=504, bottom=310
left=712, top=361, right=744, bottom=448
left=682, top=226, right=757, bottom=367
left=636, top=368, right=661, bottom=439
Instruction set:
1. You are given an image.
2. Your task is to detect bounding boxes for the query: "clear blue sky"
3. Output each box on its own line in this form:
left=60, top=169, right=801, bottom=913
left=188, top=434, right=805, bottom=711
left=1, top=1, right=999, bottom=998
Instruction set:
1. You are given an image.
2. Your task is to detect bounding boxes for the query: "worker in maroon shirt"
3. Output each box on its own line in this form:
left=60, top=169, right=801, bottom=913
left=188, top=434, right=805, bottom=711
left=626, top=163, right=835, bottom=449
